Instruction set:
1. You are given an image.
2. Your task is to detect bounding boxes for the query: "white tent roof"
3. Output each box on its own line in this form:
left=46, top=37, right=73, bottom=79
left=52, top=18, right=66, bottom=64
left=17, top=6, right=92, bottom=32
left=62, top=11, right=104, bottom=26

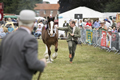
left=59, top=6, right=103, bottom=19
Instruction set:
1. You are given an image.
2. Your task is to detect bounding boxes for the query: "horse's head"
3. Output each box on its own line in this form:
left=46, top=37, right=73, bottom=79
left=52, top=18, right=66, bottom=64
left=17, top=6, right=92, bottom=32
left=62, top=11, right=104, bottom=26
left=47, top=16, right=55, bottom=36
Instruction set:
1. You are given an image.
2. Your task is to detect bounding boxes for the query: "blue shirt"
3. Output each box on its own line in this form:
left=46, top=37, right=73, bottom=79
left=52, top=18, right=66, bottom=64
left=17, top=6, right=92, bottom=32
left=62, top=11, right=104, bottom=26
left=93, top=21, right=100, bottom=28
left=8, top=27, right=14, bottom=32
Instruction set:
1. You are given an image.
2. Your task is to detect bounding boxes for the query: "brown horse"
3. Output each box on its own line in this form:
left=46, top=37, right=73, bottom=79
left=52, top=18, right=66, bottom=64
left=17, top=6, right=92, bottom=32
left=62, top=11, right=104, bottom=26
left=42, top=17, right=58, bottom=63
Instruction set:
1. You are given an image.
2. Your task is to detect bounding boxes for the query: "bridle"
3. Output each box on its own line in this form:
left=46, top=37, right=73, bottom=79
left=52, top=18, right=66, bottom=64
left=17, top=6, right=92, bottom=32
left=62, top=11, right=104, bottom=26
left=47, top=21, right=57, bottom=37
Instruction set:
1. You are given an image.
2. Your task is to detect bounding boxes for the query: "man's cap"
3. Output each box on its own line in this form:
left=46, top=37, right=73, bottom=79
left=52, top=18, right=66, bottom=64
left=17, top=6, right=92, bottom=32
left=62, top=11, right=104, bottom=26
left=100, top=20, right=105, bottom=24
left=104, top=19, right=108, bottom=21
left=19, top=10, right=36, bottom=24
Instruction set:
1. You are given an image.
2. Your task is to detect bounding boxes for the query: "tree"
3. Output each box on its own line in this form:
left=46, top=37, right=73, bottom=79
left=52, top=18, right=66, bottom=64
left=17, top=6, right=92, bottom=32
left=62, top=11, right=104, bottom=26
left=0, top=0, right=43, bottom=14
left=58, top=0, right=115, bottom=13
left=105, top=0, right=120, bottom=12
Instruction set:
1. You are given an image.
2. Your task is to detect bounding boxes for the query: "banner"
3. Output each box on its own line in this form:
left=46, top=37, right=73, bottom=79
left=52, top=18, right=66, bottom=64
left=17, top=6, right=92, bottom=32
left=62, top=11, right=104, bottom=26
left=111, top=33, right=119, bottom=50
left=101, top=31, right=107, bottom=47
left=86, top=29, right=93, bottom=45
left=0, top=3, right=3, bottom=21
left=106, top=31, right=112, bottom=48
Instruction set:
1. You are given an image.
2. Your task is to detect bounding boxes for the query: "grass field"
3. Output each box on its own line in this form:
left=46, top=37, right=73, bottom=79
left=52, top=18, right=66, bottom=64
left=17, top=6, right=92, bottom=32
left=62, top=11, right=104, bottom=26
left=32, top=40, right=120, bottom=80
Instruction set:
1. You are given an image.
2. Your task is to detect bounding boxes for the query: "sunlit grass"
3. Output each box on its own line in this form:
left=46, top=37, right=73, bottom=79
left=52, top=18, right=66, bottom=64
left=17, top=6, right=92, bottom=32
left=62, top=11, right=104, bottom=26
left=32, top=40, right=120, bottom=80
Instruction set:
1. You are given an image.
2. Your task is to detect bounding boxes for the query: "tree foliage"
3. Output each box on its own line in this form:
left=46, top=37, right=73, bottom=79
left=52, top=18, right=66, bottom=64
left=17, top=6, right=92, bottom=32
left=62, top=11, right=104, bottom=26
left=58, top=0, right=115, bottom=13
left=0, top=0, right=43, bottom=14
left=105, top=0, right=120, bottom=12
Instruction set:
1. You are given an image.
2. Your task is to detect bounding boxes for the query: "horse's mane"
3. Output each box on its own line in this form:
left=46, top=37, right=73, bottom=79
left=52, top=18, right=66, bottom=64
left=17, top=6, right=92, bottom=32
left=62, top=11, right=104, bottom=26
left=45, top=17, right=55, bottom=30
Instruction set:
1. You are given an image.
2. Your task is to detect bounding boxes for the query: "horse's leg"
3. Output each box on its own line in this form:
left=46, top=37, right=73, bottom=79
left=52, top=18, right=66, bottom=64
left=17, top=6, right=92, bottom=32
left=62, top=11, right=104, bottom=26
left=47, top=45, right=52, bottom=63
left=44, top=44, right=53, bottom=61
left=52, top=42, right=58, bottom=59
left=44, top=45, right=49, bottom=59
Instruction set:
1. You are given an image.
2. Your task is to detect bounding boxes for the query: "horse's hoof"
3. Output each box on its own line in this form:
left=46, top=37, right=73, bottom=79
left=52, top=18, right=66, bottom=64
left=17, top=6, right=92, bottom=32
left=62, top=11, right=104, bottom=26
left=47, top=61, right=52, bottom=63
left=52, top=53, right=58, bottom=59
left=51, top=58, right=54, bottom=61
left=47, top=59, right=53, bottom=61
left=53, top=56, right=57, bottom=59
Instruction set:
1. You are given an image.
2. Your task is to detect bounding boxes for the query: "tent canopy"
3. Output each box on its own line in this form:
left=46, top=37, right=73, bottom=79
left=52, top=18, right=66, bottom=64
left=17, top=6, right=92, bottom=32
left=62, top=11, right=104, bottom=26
left=4, top=15, right=18, bottom=18
left=59, top=6, right=103, bottom=19
left=58, top=6, right=104, bottom=27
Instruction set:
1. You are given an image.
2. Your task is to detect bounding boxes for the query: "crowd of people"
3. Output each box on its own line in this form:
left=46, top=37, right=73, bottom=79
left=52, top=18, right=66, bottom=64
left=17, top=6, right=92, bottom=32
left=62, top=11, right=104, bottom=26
left=0, top=17, right=47, bottom=39
left=0, top=18, right=18, bottom=39
left=0, top=16, right=119, bottom=39
left=63, top=18, right=120, bottom=33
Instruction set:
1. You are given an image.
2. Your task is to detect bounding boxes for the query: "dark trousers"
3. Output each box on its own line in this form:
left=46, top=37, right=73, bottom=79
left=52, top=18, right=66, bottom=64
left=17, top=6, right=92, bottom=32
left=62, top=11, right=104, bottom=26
left=34, top=33, right=41, bottom=38
left=68, top=41, right=77, bottom=62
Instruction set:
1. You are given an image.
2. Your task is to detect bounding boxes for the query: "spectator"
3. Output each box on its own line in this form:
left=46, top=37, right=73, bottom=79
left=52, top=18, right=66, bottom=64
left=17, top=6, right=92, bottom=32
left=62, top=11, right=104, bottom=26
left=93, top=19, right=100, bottom=29
left=32, top=20, right=38, bottom=35
left=106, top=17, right=113, bottom=27
left=4, top=18, right=8, bottom=23
left=98, top=20, right=107, bottom=31
left=118, top=28, right=120, bottom=32
left=3, top=26, right=8, bottom=35
left=63, top=20, right=69, bottom=37
left=75, top=20, right=78, bottom=26
left=8, top=18, right=12, bottom=22
left=104, top=19, right=111, bottom=29
left=82, top=19, right=87, bottom=28
left=0, top=18, right=5, bottom=25
left=112, top=27, right=117, bottom=33
left=0, top=24, right=6, bottom=38
left=86, top=19, right=92, bottom=29
left=8, top=24, right=14, bottom=33
left=38, top=21, right=44, bottom=28
left=112, top=19, right=116, bottom=28
left=79, top=20, right=83, bottom=27
left=34, top=24, right=42, bottom=39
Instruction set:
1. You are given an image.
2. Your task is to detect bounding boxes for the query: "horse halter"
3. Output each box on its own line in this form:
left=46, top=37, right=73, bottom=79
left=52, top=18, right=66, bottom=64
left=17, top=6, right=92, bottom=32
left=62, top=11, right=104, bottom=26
left=47, top=21, right=56, bottom=37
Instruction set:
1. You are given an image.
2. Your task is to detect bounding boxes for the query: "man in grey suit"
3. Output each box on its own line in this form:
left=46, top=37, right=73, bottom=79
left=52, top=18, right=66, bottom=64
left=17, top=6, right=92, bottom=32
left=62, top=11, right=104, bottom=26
left=0, top=10, right=47, bottom=80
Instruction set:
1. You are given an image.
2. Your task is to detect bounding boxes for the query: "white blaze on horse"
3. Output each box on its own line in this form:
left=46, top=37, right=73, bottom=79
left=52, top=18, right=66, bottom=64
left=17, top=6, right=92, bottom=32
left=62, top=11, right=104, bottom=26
left=42, top=17, right=58, bottom=63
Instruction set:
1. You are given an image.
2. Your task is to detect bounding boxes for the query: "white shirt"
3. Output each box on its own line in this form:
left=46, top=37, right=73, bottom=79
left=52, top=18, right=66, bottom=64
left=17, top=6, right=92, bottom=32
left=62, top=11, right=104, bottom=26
left=72, top=26, right=76, bottom=40
left=73, top=26, right=76, bottom=34
left=105, top=21, right=111, bottom=29
left=82, top=22, right=86, bottom=27
left=36, top=27, right=42, bottom=34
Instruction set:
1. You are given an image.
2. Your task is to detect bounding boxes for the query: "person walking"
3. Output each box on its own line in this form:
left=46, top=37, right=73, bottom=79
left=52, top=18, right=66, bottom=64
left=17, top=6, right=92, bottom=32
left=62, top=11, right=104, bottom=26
left=57, top=21, right=81, bottom=63
left=0, top=10, right=47, bottom=80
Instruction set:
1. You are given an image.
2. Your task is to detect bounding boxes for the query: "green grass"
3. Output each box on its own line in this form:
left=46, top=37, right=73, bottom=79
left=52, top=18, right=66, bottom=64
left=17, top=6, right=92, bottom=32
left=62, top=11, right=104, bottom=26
left=32, top=40, right=120, bottom=80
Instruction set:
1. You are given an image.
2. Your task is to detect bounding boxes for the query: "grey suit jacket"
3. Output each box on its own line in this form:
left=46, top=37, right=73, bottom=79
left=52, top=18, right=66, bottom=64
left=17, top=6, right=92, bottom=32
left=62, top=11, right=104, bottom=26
left=0, top=28, right=45, bottom=80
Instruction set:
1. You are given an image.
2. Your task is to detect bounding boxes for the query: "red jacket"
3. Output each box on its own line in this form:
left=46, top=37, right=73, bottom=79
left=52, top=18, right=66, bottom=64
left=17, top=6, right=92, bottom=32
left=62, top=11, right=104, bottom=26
left=86, top=22, right=92, bottom=26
